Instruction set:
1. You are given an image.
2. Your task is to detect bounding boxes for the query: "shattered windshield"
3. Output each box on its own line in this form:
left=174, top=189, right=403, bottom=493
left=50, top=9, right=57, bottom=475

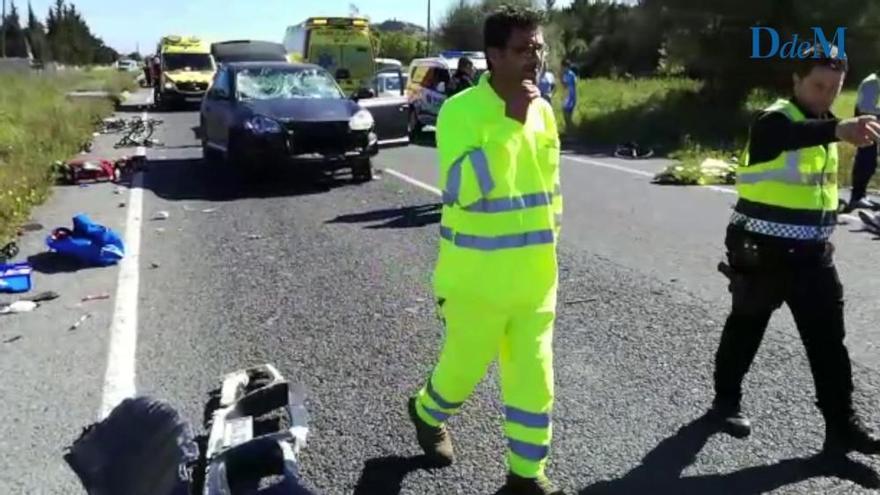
left=236, top=67, right=345, bottom=100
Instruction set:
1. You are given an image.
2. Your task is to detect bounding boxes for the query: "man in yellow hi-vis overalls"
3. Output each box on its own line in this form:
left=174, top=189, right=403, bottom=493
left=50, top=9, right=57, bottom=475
left=407, top=5, right=564, bottom=495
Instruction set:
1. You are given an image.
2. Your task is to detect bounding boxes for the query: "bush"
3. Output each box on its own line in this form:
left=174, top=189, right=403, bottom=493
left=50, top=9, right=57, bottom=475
left=0, top=71, right=130, bottom=243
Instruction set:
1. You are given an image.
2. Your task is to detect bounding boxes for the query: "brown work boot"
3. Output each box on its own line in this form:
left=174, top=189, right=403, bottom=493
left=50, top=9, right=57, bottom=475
left=501, top=473, right=565, bottom=495
left=407, top=397, right=454, bottom=467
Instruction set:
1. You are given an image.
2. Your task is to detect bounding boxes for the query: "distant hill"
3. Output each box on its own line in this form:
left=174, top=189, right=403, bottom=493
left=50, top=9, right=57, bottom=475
left=375, top=19, right=426, bottom=34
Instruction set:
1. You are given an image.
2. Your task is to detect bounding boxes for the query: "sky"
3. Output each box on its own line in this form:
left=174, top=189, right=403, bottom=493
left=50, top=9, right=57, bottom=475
left=22, top=0, right=573, bottom=55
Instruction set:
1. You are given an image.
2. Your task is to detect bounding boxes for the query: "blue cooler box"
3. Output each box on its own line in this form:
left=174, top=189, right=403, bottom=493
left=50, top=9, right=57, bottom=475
left=0, top=262, right=33, bottom=293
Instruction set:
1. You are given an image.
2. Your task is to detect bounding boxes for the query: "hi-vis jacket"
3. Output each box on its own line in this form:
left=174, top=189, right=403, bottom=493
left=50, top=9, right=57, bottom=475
left=433, top=72, right=562, bottom=310
left=732, top=98, right=838, bottom=242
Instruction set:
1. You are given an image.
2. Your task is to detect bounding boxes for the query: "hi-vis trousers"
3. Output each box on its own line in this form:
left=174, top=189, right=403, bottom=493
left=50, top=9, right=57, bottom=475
left=414, top=296, right=555, bottom=478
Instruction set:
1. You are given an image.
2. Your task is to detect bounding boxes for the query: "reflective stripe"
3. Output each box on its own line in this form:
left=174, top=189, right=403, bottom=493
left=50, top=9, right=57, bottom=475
left=555, top=213, right=563, bottom=226
left=505, top=406, right=550, bottom=428
left=426, top=380, right=463, bottom=410
left=443, top=149, right=494, bottom=206
left=463, top=192, right=554, bottom=213
left=738, top=150, right=832, bottom=185
left=424, top=406, right=451, bottom=423
left=508, top=438, right=549, bottom=461
left=729, top=211, right=835, bottom=240
left=440, top=226, right=555, bottom=251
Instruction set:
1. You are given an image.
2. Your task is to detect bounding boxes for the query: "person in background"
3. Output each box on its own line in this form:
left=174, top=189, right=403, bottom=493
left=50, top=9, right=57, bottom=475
left=406, top=5, right=564, bottom=495
left=709, top=43, right=880, bottom=457
left=448, top=57, right=476, bottom=97
left=847, top=72, right=880, bottom=211
left=561, top=60, right=577, bottom=134
left=538, top=65, right=555, bottom=102
left=142, top=58, right=153, bottom=87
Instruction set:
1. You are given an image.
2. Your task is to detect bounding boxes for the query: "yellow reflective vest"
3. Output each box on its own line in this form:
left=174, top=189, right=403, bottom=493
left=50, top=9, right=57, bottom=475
left=433, top=72, right=562, bottom=310
left=731, top=98, right=838, bottom=241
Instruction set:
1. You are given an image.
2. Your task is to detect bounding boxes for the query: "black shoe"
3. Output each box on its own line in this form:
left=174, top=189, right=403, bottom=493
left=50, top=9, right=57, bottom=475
left=709, top=399, right=751, bottom=439
left=824, top=415, right=880, bottom=456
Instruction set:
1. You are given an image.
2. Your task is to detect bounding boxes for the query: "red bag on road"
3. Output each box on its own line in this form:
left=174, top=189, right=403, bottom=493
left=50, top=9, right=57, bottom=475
left=64, top=159, right=117, bottom=185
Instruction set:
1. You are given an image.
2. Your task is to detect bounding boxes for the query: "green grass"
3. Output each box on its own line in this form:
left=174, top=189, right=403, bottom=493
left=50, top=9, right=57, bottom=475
left=561, top=77, right=874, bottom=189
left=0, top=70, right=135, bottom=244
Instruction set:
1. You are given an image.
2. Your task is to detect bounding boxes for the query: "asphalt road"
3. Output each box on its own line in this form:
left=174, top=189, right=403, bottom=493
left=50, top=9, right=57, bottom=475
left=4, top=89, right=880, bottom=494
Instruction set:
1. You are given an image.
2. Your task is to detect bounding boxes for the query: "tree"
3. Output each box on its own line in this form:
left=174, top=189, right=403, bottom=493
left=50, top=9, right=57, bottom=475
left=376, top=30, right=422, bottom=63
left=126, top=51, right=142, bottom=61
left=25, top=1, right=49, bottom=61
left=647, top=0, right=872, bottom=102
left=3, top=0, right=31, bottom=58
left=436, top=0, right=538, bottom=52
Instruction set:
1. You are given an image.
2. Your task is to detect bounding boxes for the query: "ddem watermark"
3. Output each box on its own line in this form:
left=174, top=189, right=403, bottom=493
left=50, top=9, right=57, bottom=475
left=750, top=27, right=847, bottom=60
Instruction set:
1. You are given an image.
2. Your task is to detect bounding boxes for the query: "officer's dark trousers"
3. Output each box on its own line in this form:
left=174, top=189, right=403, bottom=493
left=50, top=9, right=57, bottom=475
left=713, top=232, right=855, bottom=421
left=850, top=141, right=878, bottom=205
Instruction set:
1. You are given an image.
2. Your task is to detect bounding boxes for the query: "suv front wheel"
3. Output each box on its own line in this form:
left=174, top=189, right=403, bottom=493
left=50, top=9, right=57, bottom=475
left=351, top=158, right=373, bottom=183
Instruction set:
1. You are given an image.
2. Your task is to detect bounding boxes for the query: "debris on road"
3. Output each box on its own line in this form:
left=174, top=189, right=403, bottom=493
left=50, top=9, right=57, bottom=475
left=245, top=234, right=264, bottom=240
left=19, top=222, right=44, bottom=233
left=114, top=187, right=124, bottom=195
left=0, top=300, right=38, bottom=314
left=3, top=335, right=22, bottom=344
left=653, top=157, right=736, bottom=186
left=201, top=208, right=218, bottom=214
left=61, top=159, right=117, bottom=186
left=858, top=210, right=880, bottom=234
left=0, top=241, right=20, bottom=262
left=0, top=262, right=33, bottom=294
left=152, top=211, right=170, bottom=221
left=82, top=293, right=111, bottom=302
left=565, top=297, right=599, bottom=305
left=118, top=202, right=126, bottom=208
left=68, top=314, right=91, bottom=331
left=150, top=262, right=160, bottom=269
left=27, top=291, right=60, bottom=303
left=47, top=215, right=125, bottom=267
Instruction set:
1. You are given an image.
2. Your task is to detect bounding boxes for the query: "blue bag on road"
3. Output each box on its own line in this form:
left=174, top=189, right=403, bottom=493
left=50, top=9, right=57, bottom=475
left=47, top=214, right=125, bottom=266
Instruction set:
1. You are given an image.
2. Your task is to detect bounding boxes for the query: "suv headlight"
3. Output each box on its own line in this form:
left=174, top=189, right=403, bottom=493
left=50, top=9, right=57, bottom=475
left=349, top=109, right=374, bottom=131
left=244, top=115, right=282, bottom=135
left=164, top=80, right=175, bottom=90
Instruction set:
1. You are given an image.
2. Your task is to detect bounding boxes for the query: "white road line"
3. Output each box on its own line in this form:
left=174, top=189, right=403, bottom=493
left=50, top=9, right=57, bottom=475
left=98, top=112, right=147, bottom=419
left=385, top=155, right=738, bottom=197
left=563, top=154, right=737, bottom=195
left=382, top=168, right=442, bottom=196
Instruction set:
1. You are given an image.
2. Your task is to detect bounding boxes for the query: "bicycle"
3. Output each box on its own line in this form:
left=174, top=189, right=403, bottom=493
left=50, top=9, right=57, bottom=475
left=614, top=141, right=655, bottom=159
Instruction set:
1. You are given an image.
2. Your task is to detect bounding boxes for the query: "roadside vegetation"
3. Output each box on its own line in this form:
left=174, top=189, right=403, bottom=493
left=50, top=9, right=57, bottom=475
left=0, top=70, right=136, bottom=243
left=555, top=78, right=868, bottom=188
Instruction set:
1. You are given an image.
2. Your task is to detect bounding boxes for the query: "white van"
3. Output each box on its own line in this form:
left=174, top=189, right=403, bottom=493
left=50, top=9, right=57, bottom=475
left=405, top=52, right=487, bottom=136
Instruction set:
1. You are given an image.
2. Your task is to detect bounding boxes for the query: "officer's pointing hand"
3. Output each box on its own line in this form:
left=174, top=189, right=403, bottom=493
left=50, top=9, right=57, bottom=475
left=836, top=115, right=880, bottom=147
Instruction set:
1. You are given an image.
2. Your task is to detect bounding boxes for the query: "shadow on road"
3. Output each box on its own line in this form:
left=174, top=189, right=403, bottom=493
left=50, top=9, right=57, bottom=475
left=353, top=455, right=433, bottom=495
left=578, top=414, right=880, bottom=494
left=27, top=251, right=97, bottom=274
left=139, top=157, right=362, bottom=202
left=327, top=203, right=441, bottom=229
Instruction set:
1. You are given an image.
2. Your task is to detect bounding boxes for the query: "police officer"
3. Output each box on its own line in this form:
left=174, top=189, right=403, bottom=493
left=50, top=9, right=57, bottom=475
left=407, top=5, right=564, bottom=495
left=448, top=56, right=476, bottom=97
left=847, top=71, right=880, bottom=211
left=710, top=44, right=880, bottom=456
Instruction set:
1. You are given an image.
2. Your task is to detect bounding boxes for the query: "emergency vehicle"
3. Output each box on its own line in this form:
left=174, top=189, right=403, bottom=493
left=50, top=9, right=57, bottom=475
left=154, top=35, right=216, bottom=109
left=283, top=17, right=377, bottom=95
